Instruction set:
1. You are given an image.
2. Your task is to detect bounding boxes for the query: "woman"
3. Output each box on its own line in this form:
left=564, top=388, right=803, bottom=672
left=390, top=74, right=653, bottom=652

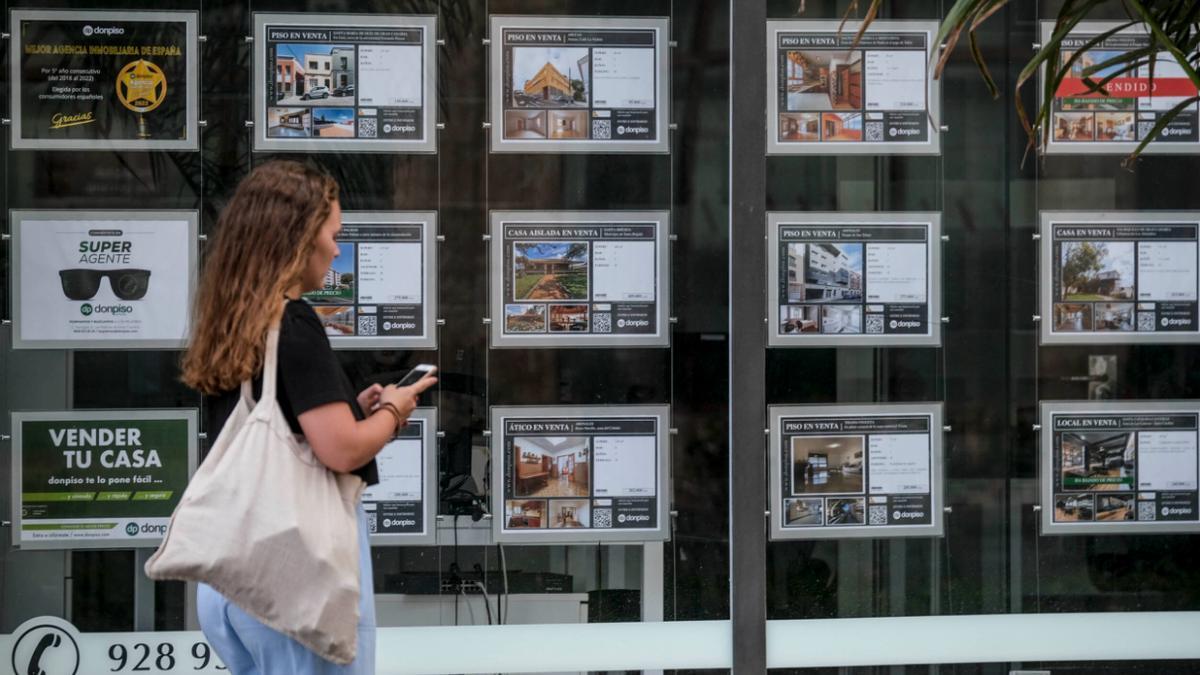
left=181, top=160, right=435, bottom=673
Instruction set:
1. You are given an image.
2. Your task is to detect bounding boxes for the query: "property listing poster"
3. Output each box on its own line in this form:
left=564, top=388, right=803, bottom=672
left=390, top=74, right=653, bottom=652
left=255, top=14, right=436, bottom=152
left=490, top=16, right=669, bottom=153
left=770, top=404, right=943, bottom=540
left=1043, top=22, right=1200, bottom=154
left=767, top=20, right=939, bottom=155
left=362, top=410, right=435, bottom=544
left=12, top=410, right=197, bottom=549
left=302, top=213, right=436, bottom=349
left=1041, top=401, right=1200, bottom=535
left=1040, top=212, right=1200, bottom=344
left=768, top=213, right=940, bottom=347
left=491, top=212, right=669, bottom=348
left=14, top=211, right=197, bottom=349
left=11, top=9, right=198, bottom=150
left=493, top=406, right=669, bottom=543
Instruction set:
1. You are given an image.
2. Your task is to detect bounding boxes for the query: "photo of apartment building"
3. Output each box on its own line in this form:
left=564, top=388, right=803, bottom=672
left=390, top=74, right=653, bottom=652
left=511, top=47, right=590, bottom=108
left=513, top=436, right=591, bottom=498
left=275, top=55, right=305, bottom=100
left=331, top=46, right=354, bottom=90
left=790, top=242, right=863, bottom=302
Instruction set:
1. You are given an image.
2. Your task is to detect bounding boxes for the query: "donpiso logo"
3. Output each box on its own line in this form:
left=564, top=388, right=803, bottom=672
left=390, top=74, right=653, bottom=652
left=10, top=616, right=81, bottom=675
left=80, top=303, right=93, bottom=316
left=125, top=522, right=140, bottom=536
left=83, top=25, right=124, bottom=36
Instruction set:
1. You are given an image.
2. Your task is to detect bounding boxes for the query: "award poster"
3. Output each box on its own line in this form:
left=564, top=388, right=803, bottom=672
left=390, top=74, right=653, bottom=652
left=768, top=212, right=941, bottom=347
left=302, top=211, right=437, bottom=349
left=489, top=16, right=670, bottom=153
left=11, top=9, right=198, bottom=151
left=769, top=403, right=944, bottom=540
left=490, top=211, right=670, bottom=348
left=1042, top=21, right=1200, bottom=155
left=363, top=408, right=436, bottom=545
left=11, top=410, right=197, bottom=549
left=253, top=13, right=437, bottom=153
left=1041, top=401, right=1200, bottom=535
left=12, top=210, right=198, bottom=350
left=766, top=20, right=940, bottom=155
left=492, top=405, right=670, bottom=544
left=1040, top=212, right=1200, bottom=345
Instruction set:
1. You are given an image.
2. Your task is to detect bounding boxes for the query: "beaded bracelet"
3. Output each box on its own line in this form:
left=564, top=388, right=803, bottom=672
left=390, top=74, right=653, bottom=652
left=377, top=401, right=406, bottom=432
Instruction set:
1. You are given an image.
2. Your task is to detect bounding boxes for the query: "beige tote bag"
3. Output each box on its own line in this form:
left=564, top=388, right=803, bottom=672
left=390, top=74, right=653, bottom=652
left=145, top=327, right=366, bottom=665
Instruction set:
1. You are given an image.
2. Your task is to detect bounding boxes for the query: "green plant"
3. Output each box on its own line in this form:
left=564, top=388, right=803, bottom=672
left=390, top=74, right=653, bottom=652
left=838, top=0, right=1200, bottom=163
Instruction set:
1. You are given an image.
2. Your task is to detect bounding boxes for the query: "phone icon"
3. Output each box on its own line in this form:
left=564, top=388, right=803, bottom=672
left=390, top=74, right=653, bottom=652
left=26, top=632, right=61, bottom=675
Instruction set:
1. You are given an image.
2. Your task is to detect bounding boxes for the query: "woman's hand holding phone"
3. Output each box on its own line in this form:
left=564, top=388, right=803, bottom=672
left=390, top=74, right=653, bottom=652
left=380, top=367, right=437, bottom=422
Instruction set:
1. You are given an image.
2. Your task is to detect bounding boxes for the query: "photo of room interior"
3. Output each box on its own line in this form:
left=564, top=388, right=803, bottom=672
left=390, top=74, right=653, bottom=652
left=548, top=499, right=589, bottom=528
left=505, top=499, right=546, bottom=528
left=821, top=305, right=862, bottom=333
left=1053, top=112, right=1095, bottom=141
left=1061, top=241, right=1134, bottom=301
left=784, top=498, right=823, bottom=526
left=549, top=110, right=587, bottom=139
left=1096, top=112, right=1136, bottom=140
left=826, top=497, right=865, bottom=525
left=549, top=304, right=588, bottom=332
left=513, top=436, right=591, bottom=498
left=1096, top=494, right=1135, bottom=521
left=821, top=112, right=863, bottom=141
left=1095, top=302, right=1135, bottom=331
left=267, top=108, right=312, bottom=137
left=505, top=304, right=547, bottom=332
left=780, top=113, right=820, bottom=141
left=505, top=110, right=548, bottom=139
left=1061, top=431, right=1136, bottom=491
left=792, top=435, right=864, bottom=494
left=780, top=305, right=819, bottom=334
left=1055, top=493, right=1095, bottom=521
left=1053, top=303, right=1094, bottom=331
left=784, top=50, right=863, bottom=111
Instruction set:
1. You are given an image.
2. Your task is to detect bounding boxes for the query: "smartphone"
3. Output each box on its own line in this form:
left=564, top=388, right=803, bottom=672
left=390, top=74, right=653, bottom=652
left=395, top=364, right=436, bottom=387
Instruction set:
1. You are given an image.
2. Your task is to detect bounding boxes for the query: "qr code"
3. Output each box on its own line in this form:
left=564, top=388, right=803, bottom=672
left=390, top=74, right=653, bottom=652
left=358, top=117, right=378, bottom=138
left=593, top=313, right=613, bottom=333
left=868, top=505, right=888, bottom=525
left=358, top=314, right=378, bottom=336
left=592, top=119, right=612, bottom=140
left=1137, top=312, right=1156, bottom=332
left=865, top=315, right=885, bottom=334
left=367, top=512, right=378, bottom=533
left=1138, top=502, right=1156, bottom=521
left=1137, top=121, right=1154, bottom=139
left=593, top=508, right=613, bottom=528
left=865, top=122, right=885, bottom=142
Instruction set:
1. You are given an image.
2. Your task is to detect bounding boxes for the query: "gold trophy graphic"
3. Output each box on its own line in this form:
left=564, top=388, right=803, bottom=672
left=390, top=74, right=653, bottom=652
left=116, top=59, right=167, bottom=139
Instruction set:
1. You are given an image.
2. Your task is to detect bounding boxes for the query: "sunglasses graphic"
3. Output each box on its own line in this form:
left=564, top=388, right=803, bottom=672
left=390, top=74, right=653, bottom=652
left=58, top=268, right=151, bottom=301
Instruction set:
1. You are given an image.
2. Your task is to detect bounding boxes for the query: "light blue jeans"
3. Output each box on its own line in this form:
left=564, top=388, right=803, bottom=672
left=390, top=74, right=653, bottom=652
left=197, top=505, right=375, bottom=674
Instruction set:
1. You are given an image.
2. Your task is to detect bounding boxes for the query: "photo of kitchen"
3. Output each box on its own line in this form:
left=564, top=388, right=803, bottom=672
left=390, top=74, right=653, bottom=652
left=1096, top=494, right=1135, bottom=521
left=549, top=304, right=588, bottom=332
left=784, top=50, right=863, bottom=111
left=826, top=497, right=865, bottom=525
left=1061, top=431, right=1136, bottom=491
left=548, top=499, right=589, bottom=528
left=513, top=436, right=590, bottom=498
left=1055, top=493, right=1095, bottom=522
left=791, top=435, right=864, bottom=494
left=784, top=498, right=823, bottom=526
left=505, top=499, right=546, bottom=528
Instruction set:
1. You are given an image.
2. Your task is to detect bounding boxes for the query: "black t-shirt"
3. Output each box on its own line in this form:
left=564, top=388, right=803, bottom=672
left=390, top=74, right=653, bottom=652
left=205, top=300, right=379, bottom=485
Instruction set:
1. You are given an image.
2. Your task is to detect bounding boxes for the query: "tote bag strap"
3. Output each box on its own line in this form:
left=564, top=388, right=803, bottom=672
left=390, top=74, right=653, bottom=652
left=239, top=326, right=282, bottom=414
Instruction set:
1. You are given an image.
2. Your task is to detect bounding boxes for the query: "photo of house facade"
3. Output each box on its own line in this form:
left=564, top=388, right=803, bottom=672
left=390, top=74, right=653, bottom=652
left=275, top=55, right=305, bottom=100
left=784, top=50, right=863, bottom=111
left=513, top=436, right=590, bottom=498
left=513, top=242, right=589, bottom=300
left=511, top=47, right=590, bottom=108
left=505, top=304, right=547, bottom=332
left=791, top=436, right=864, bottom=494
left=273, top=44, right=355, bottom=106
left=790, top=242, right=863, bottom=303
left=1060, top=241, right=1134, bottom=301
left=1061, top=431, right=1136, bottom=491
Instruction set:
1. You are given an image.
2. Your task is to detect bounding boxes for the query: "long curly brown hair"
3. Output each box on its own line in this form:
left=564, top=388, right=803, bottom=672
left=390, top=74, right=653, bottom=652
left=182, top=161, right=338, bottom=394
